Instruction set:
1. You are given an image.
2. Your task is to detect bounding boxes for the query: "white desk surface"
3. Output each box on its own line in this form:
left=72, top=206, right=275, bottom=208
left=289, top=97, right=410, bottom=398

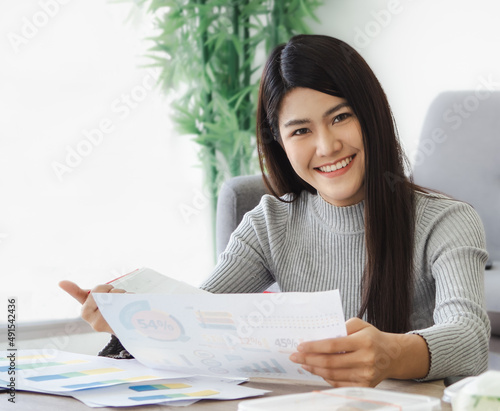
left=1, top=378, right=451, bottom=411
left=6, top=316, right=499, bottom=409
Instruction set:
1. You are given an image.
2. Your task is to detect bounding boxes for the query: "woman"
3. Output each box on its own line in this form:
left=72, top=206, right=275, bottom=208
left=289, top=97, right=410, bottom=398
left=61, top=35, right=490, bottom=387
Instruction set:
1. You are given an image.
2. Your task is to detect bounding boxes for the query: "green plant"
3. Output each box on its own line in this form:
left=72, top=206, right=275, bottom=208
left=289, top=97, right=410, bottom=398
left=132, top=0, right=322, bottom=230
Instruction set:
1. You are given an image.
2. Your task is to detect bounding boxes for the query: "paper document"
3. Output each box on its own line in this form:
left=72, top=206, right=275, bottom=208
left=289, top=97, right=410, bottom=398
left=0, top=350, right=267, bottom=407
left=95, top=290, right=347, bottom=382
left=0, top=349, right=190, bottom=394
left=109, top=267, right=208, bottom=294
left=71, top=375, right=269, bottom=408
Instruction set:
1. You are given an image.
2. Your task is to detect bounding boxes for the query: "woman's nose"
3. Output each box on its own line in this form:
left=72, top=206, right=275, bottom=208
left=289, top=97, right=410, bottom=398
left=316, top=130, right=342, bottom=157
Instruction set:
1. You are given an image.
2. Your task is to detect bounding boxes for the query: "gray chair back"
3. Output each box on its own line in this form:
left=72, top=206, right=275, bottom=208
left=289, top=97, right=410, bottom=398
left=412, top=90, right=500, bottom=261
left=215, top=174, right=268, bottom=256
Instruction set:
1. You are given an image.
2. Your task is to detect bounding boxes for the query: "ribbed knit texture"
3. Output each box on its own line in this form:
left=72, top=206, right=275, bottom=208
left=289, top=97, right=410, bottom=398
left=201, top=191, right=491, bottom=381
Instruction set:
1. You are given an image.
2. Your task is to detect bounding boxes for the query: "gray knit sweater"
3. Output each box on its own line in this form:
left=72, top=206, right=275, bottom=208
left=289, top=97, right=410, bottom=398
left=201, top=191, right=491, bottom=381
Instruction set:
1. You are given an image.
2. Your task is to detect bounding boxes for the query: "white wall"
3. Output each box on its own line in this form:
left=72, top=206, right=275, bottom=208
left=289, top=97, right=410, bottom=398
left=309, top=0, right=500, bottom=162
left=0, top=1, right=214, bottom=323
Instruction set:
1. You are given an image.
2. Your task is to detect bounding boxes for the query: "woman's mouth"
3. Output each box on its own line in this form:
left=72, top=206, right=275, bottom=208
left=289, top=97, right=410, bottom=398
left=316, top=154, right=356, bottom=173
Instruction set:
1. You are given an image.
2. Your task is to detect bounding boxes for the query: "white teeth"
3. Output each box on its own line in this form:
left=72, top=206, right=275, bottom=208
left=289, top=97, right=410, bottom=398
left=318, top=156, right=353, bottom=173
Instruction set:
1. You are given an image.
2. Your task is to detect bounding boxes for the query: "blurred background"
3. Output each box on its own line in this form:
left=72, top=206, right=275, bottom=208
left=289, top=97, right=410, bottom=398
left=1, top=0, right=499, bottom=324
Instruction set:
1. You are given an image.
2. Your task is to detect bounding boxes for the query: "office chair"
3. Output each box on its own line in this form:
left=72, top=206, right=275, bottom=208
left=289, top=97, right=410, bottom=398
left=412, top=90, right=500, bottom=335
left=215, top=174, right=269, bottom=257
left=215, top=174, right=281, bottom=292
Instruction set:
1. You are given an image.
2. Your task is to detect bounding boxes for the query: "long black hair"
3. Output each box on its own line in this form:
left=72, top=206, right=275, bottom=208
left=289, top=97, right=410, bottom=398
left=256, top=35, right=422, bottom=333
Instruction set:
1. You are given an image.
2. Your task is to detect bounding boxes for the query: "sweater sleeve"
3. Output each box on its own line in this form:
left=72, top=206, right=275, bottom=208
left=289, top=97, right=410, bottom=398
left=200, top=195, right=287, bottom=293
left=410, top=198, right=490, bottom=381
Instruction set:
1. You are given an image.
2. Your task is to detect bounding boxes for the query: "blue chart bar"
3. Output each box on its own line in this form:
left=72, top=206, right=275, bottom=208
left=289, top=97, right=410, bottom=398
left=252, top=363, right=269, bottom=373
left=64, top=381, right=107, bottom=389
left=28, top=374, right=68, bottom=382
left=239, top=359, right=287, bottom=374
left=260, top=362, right=272, bottom=373
left=270, top=359, right=286, bottom=373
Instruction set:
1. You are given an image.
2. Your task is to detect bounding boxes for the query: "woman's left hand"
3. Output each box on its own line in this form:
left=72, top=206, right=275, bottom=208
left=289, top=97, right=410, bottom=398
left=289, top=317, right=403, bottom=387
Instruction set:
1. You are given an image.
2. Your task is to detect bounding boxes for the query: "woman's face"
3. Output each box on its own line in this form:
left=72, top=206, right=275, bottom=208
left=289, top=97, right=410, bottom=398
left=278, top=87, right=365, bottom=207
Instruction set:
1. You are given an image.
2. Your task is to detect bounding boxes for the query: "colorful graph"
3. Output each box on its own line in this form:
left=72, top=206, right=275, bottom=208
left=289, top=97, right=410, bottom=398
left=26, top=367, right=124, bottom=382
left=129, top=389, right=219, bottom=401
left=196, top=310, right=236, bottom=330
left=0, top=360, right=86, bottom=372
left=62, top=375, right=160, bottom=389
left=129, top=382, right=191, bottom=392
left=240, top=314, right=342, bottom=329
left=238, top=359, right=286, bottom=374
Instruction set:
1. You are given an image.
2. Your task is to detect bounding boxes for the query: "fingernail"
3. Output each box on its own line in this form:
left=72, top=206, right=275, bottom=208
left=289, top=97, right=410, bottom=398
left=289, top=353, right=297, bottom=362
left=297, top=344, right=304, bottom=352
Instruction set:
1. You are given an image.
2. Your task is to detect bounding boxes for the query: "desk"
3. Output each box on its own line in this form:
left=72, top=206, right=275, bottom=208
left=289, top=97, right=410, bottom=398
left=3, top=378, right=450, bottom=410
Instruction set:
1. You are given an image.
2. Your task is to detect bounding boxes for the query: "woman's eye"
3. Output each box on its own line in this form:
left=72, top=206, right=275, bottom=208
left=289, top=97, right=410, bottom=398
left=292, top=128, right=309, bottom=136
left=333, top=113, right=351, bottom=123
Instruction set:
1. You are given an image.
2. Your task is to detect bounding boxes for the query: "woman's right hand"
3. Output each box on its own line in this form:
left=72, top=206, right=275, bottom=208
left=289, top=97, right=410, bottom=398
left=59, top=281, right=126, bottom=334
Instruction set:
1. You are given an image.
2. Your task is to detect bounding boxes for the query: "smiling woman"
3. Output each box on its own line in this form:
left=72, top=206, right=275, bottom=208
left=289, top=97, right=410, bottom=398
left=64, top=34, right=490, bottom=388
left=204, top=35, right=490, bottom=386
left=278, top=89, right=365, bottom=207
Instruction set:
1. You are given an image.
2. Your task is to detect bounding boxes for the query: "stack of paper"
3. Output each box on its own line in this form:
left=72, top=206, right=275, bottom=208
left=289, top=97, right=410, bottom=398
left=1, top=269, right=347, bottom=407
left=0, top=349, right=268, bottom=407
